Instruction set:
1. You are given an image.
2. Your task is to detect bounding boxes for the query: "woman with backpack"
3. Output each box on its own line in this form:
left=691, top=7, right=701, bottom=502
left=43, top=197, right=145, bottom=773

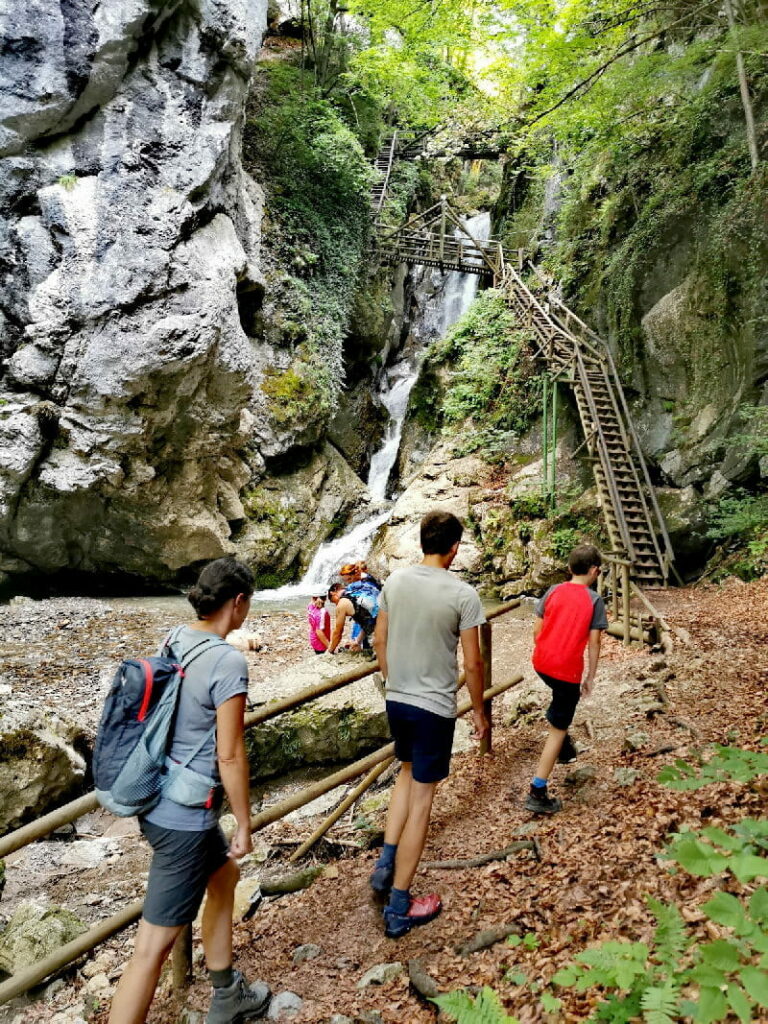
left=109, top=557, right=271, bottom=1024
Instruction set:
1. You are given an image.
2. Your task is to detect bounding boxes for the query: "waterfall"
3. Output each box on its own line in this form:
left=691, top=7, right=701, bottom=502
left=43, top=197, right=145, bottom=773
left=253, top=211, right=491, bottom=601
left=366, top=211, right=491, bottom=503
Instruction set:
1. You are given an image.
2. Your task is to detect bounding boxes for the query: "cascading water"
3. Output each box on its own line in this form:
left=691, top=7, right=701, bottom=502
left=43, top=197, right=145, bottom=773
left=253, top=211, right=492, bottom=601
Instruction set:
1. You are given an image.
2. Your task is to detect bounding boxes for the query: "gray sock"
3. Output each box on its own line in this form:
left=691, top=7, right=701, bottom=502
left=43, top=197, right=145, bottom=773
left=209, top=966, right=235, bottom=989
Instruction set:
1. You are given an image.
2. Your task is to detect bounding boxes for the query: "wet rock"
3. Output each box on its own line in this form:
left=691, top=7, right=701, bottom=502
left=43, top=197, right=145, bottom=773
left=267, top=991, right=304, bottom=1020
left=0, top=710, right=87, bottom=834
left=292, top=943, right=322, bottom=963
left=357, top=962, right=404, bottom=988
left=0, top=903, right=87, bottom=973
left=246, top=656, right=389, bottom=780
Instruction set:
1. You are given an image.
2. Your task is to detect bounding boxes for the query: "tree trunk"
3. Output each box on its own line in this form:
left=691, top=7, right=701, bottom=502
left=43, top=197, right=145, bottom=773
left=724, top=0, right=760, bottom=170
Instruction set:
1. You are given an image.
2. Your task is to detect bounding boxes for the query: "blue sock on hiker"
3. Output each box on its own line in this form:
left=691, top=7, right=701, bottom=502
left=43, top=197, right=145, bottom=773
left=388, top=887, right=410, bottom=914
left=532, top=776, right=548, bottom=789
left=377, top=842, right=397, bottom=869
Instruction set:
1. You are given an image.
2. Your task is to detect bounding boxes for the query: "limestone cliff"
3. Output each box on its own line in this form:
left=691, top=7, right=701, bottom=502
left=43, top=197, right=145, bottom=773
left=0, top=1, right=276, bottom=587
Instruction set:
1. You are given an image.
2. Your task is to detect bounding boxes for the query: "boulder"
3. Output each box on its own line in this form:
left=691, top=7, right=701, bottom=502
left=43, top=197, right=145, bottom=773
left=372, top=441, right=485, bottom=578
left=0, top=710, right=87, bottom=835
left=267, top=991, right=304, bottom=1020
left=0, top=903, right=87, bottom=974
left=238, top=443, right=373, bottom=585
left=246, top=653, right=390, bottom=780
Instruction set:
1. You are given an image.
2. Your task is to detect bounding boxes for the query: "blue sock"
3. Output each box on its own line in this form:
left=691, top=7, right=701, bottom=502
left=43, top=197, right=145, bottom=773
left=387, top=887, right=410, bottom=914
left=532, top=776, right=548, bottom=789
left=376, top=842, right=397, bottom=869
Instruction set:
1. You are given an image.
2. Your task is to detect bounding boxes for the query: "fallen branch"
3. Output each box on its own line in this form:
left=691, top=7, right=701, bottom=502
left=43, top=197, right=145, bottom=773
left=644, top=742, right=680, bottom=757
left=668, top=716, right=701, bottom=740
left=422, top=841, right=537, bottom=870
left=455, top=923, right=521, bottom=956
left=408, top=958, right=440, bottom=1001
left=260, top=866, right=324, bottom=895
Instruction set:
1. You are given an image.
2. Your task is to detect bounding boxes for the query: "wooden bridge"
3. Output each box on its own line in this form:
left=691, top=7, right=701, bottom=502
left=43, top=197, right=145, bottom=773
left=368, top=150, right=674, bottom=586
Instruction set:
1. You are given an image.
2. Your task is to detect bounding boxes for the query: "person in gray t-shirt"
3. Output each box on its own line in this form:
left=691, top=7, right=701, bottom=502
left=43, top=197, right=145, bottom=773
left=109, top=558, right=271, bottom=1024
left=371, top=510, right=488, bottom=939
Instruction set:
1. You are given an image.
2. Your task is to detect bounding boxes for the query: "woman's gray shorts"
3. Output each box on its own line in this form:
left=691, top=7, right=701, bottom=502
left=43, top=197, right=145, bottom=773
left=140, top=820, right=230, bottom=927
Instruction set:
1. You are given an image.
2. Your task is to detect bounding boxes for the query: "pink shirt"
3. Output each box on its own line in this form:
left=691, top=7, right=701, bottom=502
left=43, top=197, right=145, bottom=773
left=307, top=603, right=331, bottom=652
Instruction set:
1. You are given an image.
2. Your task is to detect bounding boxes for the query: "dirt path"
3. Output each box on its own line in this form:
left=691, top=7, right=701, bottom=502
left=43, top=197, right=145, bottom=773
left=2, top=580, right=767, bottom=1023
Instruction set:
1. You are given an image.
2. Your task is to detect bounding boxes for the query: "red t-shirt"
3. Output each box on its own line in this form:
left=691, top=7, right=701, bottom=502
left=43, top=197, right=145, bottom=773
left=532, top=582, right=607, bottom=684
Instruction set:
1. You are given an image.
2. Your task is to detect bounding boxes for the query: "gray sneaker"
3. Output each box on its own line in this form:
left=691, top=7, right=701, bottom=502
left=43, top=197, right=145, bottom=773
left=206, top=971, right=271, bottom=1024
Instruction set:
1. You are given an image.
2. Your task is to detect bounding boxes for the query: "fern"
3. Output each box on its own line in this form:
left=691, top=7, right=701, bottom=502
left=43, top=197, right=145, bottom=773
left=649, top=898, right=690, bottom=967
left=432, top=986, right=520, bottom=1024
left=641, top=980, right=681, bottom=1023
left=658, top=746, right=768, bottom=790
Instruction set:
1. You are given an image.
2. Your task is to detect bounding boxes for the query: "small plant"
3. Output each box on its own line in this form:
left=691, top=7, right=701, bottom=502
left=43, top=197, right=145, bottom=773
left=433, top=986, right=520, bottom=1023
left=657, top=743, right=768, bottom=791
left=57, top=173, right=77, bottom=190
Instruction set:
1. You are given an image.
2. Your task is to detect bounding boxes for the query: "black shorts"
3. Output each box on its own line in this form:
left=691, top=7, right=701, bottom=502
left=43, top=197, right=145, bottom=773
left=140, top=820, right=230, bottom=927
left=386, top=700, right=456, bottom=784
left=537, top=672, right=581, bottom=730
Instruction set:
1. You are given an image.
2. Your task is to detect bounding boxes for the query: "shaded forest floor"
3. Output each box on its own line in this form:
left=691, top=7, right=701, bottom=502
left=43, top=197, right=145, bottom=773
left=145, top=578, right=767, bottom=1023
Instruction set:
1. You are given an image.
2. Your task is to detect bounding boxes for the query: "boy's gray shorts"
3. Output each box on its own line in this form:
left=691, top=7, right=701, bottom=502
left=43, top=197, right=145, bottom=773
left=139, top=820, right=230, bottom=927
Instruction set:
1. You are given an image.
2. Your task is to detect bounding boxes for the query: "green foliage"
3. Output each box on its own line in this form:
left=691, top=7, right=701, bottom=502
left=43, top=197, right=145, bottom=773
left=416, top=290, right=543, bottom=459
left=657, top=744, right=768, bottom=791
left=551, top=744, right=768, bottom=1022
left=244, top=62, right=374, bottom=412
left=57, top=174, right=77, bottom=190
left=665, top=822, right=768, bottom=883
left=551, top=892, right=768, bottom=1023
left=432, top=986, right=520, bottom=1023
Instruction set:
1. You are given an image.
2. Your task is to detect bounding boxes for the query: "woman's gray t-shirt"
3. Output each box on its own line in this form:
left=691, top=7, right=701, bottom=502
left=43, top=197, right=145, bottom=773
left=143, top=625, right=249, bottom=832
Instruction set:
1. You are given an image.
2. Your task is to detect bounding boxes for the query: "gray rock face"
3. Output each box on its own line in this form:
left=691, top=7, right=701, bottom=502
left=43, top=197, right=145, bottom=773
left=0, top=1, right=275, bottom=583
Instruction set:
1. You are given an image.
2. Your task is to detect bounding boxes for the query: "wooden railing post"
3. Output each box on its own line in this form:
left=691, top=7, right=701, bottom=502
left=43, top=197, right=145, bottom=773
left=172, top=924, right=193, bottom=992
left=622, top=563, right=631, bottom=646
left=479, top=622, right=493, bottom=755
left=611, top=561, right=619, bottom=621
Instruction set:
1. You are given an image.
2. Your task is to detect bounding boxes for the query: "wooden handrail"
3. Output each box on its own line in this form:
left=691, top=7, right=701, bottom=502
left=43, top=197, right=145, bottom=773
left=0, top=602, right=525, bottom=1003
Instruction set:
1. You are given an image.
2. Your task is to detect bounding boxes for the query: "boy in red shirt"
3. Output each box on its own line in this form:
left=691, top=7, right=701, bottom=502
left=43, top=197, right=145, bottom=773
left=526, top=543, right=607, bottom=814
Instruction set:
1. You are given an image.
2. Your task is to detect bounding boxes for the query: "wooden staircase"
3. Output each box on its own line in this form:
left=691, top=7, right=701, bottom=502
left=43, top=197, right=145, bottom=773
left=369, top=187, right=674, bottom=587
left=501, top=264, right=673, bottom=586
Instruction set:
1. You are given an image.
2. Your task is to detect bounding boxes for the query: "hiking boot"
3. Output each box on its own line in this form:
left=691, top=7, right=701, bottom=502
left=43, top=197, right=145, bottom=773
left=369, top=863, right=394, bottom=903
left=383, top=893, right=442, bottom=939
left=524, top=785, right=562, bottom=815
left=206, top=971, right=271, bottom=1024
left=558, top=733, right=578, bottom=764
